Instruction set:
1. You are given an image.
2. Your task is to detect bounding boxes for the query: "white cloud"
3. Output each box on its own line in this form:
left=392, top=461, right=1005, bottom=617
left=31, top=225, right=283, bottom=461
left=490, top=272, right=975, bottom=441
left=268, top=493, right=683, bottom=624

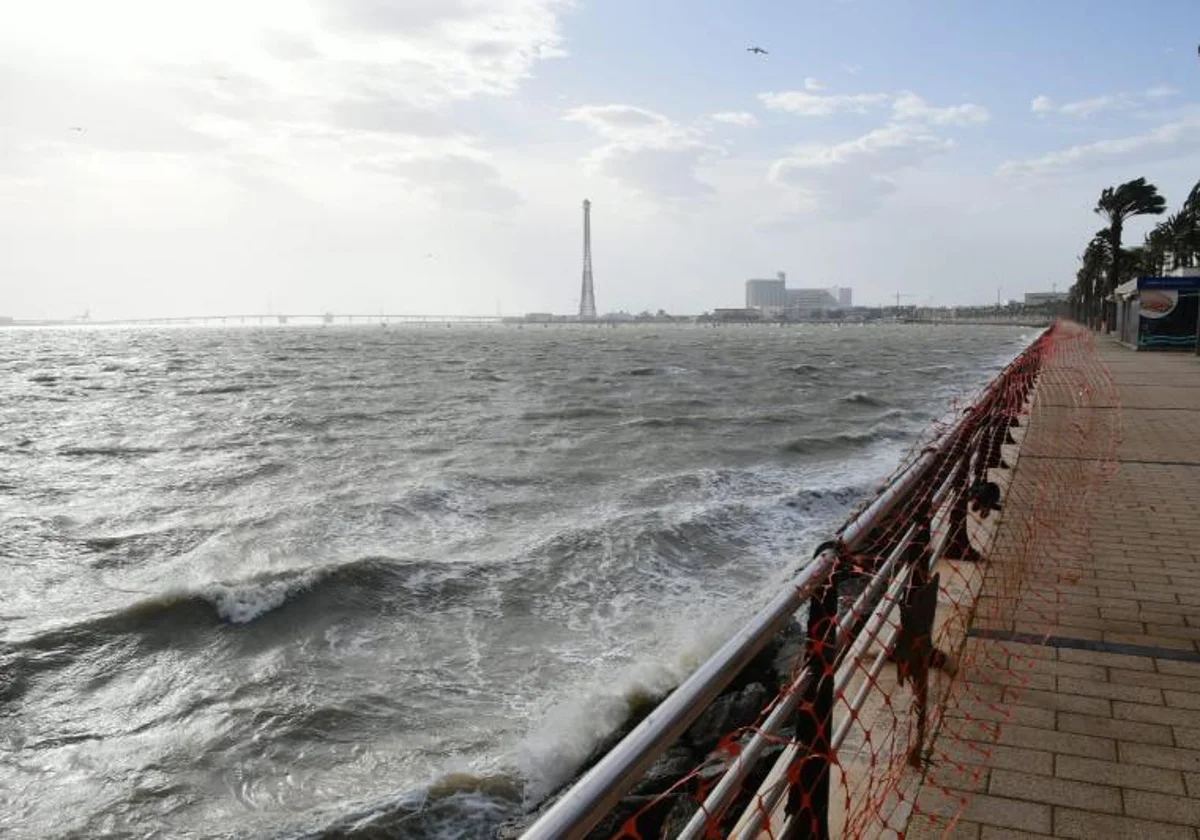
left=774, top=124, right=954, bottom=172
left=769, top=124, right=954, bottom=216
left=565, top=104, right=681, bottom=142
left=892, top=92, right=990, bottom=126
left=758, top=90, right=889, bottom=117
left=1145, top=86, right=1179, bottom=99
left=1059, top=96, right=1124, bottom=117
left=998, top=117, right=1200, bottom=175
left=565, top=105, right=721, bottom=200
left=1031, top=95, right=1056, bottom=114
left=1029, top=87, right=1178, bottom=118
left=0, top=0, right=573, bottom=209
left=357, top=151, right=521, bottom=211
left=710, top=111, right=758, bottom=127
left=761, top=89, right=988, bottom=125
left=804, top=77, right=824, bottom=92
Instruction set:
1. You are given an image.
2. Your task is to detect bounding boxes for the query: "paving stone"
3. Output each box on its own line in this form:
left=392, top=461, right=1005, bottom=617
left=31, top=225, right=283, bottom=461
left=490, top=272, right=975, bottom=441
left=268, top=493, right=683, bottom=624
left=1112, top=700, right=1200, bottom=729
left=1156, top=659, right=1200, bottom=678
left=978, top=828, right=1052, bottom=840
left=1057, top=647, right=1153, bottom=672
left=1054, top=754, right=1186, bottom=795
left=932, top=741, right=1054, bottom=776
left=1056, top=676, right=1163, bottom=705
left=1053, top=808, right=1196, bottom=840
left=1172, top=726, right=1200, bottom=749
left=995, top=724, right=1115, bottom=760
left=1122, top=788, right=1200, bottom=827
left=987, top=768, right=1120, bottom=813
left=1118, top=741, right=1200, bottom=773
left=1056, top=711, right=1174, bottom=745
left=1001, top=687, right=1110, bottom=717
left=1165, top=689, right=1200, bottom=710
left=906, top=813, right=981, bottom=839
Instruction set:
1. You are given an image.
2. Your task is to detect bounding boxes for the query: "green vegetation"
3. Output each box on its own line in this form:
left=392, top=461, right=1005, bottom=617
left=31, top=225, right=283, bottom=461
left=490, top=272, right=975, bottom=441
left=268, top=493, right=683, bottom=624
left=1070, top=177, right=1200, bottom=326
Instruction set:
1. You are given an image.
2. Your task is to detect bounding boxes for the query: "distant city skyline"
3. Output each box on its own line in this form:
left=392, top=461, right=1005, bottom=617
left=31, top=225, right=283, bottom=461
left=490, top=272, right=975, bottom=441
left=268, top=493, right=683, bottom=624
left=2, top=1, right=1198, bottom=320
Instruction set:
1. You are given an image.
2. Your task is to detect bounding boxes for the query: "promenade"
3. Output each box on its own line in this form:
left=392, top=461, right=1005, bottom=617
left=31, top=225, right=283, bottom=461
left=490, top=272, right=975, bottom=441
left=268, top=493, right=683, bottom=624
left=909, top=326, right=1200, bottom=838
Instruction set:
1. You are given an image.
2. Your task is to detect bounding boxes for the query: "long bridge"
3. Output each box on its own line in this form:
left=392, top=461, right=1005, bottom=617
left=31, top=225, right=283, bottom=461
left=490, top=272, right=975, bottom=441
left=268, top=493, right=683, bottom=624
left=0, top=313, right=507, bottom=328
left=0, top=311, right=1054, bottom=329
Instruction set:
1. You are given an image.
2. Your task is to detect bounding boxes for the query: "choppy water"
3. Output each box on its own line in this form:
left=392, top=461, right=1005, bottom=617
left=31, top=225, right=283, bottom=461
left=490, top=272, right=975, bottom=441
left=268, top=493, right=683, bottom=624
left=0, top=323, right=1034, bottom=839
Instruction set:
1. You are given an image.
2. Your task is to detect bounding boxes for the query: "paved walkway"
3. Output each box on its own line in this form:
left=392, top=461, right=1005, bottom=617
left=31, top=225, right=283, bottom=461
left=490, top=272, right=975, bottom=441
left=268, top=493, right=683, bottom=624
left=909, top=331, right=1200, bottom=839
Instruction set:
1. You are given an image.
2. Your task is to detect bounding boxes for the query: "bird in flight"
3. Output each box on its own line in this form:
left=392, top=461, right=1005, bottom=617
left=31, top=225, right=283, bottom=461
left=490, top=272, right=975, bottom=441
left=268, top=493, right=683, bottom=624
left=68, top=126, right=86, bottom=133
left=747, top=45, right=768, bottom=56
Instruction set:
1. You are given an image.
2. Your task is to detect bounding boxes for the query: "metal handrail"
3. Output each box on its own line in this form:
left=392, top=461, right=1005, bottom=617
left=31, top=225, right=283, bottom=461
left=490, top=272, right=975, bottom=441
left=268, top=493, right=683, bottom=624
left=519, top=549, right=839, bottom=840
left=730, top=470, right=966, bottom=840
left=518, top=432, right=960, bottom=840
left=683, top=516, right=922, bottom=840
left=520, top=328, right=1050, bottom=840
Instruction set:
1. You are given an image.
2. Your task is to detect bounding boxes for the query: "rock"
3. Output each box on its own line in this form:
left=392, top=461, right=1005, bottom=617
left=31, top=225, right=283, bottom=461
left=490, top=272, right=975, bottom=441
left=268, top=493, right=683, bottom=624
left=497, top=814, right=540, bottom=840
left=585, top=794, right=677, bottom=839
left=685, top=682, right=770, bottom=752
left=770, top=619, right=807, bottom=685
left=632, top=744, right=703, bottom=796
left=657, top=794, right=701, bottom=836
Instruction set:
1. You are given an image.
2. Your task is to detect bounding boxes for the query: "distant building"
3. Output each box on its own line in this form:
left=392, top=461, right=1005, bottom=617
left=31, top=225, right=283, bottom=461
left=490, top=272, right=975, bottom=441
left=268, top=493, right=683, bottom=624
left=746, top=272, right=788, bottom=309
left=786, top=288, right=840, bottom=312
left=1024, top=291, right=1068, bottom=306
left=743, top=273, right=852, bottom=317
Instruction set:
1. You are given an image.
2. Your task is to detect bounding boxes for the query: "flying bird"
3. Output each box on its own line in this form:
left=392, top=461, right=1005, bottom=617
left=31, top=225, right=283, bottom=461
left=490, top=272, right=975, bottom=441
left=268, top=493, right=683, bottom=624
left=68, top=126, right=86, bottom=133
left=747, top=45, right=768, bottom=56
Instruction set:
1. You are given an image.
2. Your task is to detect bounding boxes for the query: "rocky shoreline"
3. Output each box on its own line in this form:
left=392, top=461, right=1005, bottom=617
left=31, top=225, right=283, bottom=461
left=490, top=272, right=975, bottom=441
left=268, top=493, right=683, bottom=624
left=499, top=616, right=812, bottom=839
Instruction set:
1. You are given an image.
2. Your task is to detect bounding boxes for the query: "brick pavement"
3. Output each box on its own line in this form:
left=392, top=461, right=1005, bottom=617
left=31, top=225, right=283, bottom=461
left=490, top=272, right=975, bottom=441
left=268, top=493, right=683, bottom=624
left=908, top=329, right=1200, bottom=840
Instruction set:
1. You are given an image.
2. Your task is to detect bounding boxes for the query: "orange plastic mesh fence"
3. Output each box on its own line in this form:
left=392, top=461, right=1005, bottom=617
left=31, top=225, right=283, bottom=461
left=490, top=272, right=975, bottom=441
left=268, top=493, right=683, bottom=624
left=604, top=320, right=1119, bottom=840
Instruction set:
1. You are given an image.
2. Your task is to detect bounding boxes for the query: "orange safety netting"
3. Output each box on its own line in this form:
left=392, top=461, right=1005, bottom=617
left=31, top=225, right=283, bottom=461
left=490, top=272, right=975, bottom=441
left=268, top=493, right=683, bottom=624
left=603, top=320, right=1119, bottom=840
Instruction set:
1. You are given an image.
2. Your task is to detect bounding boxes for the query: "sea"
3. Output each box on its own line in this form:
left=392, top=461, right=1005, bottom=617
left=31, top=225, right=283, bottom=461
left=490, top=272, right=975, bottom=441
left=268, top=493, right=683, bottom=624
left=0, top=322, right=1036, bottom=839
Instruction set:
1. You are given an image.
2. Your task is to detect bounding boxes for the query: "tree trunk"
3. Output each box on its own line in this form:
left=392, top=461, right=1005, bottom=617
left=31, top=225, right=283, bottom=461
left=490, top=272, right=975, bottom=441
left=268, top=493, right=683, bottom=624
left=1106, top=222, right=1123, bottom=332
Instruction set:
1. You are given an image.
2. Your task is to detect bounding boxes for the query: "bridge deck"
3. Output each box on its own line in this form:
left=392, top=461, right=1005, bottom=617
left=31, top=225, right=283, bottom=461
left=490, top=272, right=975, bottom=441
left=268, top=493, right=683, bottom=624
left=908, top=329, right=1200, bottom=839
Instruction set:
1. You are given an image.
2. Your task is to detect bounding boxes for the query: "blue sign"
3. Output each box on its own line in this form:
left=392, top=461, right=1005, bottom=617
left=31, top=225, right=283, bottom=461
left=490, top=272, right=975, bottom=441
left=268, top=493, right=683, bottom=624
left=1138, top=276, right=1200, bottom=291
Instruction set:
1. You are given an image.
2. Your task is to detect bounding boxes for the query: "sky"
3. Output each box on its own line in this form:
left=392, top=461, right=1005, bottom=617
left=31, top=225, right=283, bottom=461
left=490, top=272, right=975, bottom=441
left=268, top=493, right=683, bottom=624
left=2, top=0, right=1198, bottom=319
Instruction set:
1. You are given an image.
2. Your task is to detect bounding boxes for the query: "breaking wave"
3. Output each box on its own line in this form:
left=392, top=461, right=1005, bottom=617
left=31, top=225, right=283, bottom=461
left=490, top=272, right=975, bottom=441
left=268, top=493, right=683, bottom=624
left=782, top=426, right=914, bottom=455
left=839, top=391, right=887, bottom=407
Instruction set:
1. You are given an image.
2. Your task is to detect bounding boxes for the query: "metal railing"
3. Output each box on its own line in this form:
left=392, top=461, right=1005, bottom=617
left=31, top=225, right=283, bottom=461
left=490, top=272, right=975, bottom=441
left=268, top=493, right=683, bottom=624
left=519, top=328, right=1050, bottom=840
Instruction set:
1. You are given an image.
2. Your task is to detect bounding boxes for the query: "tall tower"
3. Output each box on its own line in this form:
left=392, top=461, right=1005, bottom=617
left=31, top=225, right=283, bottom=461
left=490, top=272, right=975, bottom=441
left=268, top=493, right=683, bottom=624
left=579, top=199, right=597, bottom=320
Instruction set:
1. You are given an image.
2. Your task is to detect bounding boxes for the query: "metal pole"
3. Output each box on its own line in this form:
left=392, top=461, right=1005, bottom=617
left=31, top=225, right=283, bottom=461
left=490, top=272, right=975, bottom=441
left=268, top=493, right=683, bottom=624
left=783, top=571, right=840, bottom=840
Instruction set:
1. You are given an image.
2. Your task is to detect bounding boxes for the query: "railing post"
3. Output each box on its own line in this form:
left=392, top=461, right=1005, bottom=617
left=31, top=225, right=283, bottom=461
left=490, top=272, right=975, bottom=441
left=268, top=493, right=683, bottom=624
left=984, top=412, right=1008, bottom=472
left=896, top=499, right=938, bottom=767
left=941, top=426, right=982, bottom=563
left=784, top=553, right=842, bottom=839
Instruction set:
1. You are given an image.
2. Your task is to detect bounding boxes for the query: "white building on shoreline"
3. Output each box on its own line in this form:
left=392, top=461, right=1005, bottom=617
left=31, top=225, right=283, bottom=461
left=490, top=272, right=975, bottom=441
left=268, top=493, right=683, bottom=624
left=745, top=272, right=852, bottom=317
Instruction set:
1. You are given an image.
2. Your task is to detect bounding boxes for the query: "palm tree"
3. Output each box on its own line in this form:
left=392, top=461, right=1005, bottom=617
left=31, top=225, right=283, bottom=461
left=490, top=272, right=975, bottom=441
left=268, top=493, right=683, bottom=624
left=1185, top=178, right=1200, bottom=218
left=1094, top=178, right=1167, bottom=327
left=1145, top=222, right=1172, bottom=275
left=1076, top=235, right=1109, bottom=326
left=1160, top=212, right=1198, bottom=269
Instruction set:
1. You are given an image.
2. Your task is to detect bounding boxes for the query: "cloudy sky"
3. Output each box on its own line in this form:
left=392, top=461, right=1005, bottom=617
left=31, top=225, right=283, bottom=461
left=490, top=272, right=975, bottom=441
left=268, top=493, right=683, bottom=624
left=2, top=0, right=1198, bottom=319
